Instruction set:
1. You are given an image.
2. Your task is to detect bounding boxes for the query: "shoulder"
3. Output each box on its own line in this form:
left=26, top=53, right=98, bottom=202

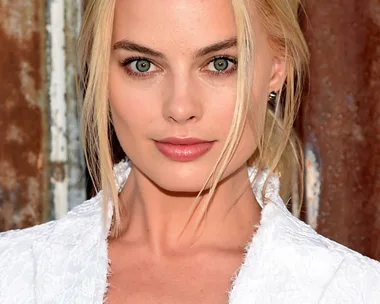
left=0, top=215, right=58, bottom=246
left=0, top=191, right=105, bottom=248
left=317, top=239, right=380, bottom=303
left=0, top=218, right=57, bottom=296
left=263, top=200, right=380, bottom=302
left=230, top=197, right=380, bottom=303
left=0, top=217, right=56, bottom=301
left=0, top=193, right=109, bottom=302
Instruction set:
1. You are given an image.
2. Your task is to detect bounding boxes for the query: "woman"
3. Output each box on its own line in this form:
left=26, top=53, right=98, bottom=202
left=1, top=0, right=379, bottom=303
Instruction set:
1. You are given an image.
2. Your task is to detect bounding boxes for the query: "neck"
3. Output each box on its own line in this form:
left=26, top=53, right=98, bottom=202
left=117, top=164, right=261, bottom=257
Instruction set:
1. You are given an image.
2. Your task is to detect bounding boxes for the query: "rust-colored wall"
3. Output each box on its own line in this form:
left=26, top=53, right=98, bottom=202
left=0, top=1, right=47, bottom=230
left=301, top=0, right=380, bottom=259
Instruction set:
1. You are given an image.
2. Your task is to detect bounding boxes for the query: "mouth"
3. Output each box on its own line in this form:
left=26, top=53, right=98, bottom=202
left=154, top=137, right=215, bottom=162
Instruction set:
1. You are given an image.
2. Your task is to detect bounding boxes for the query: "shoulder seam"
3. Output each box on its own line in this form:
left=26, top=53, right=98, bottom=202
left=317, top=255, right=346, bottom=302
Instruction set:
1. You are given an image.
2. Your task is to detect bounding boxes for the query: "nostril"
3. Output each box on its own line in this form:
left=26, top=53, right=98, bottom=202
left=188, top=116, right=196, bottom=121
left=169, top=116, right=177, bottom=123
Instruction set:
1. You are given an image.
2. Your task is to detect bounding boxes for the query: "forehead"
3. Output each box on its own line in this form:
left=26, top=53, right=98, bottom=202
left=112, top=0, right=237, bottom=47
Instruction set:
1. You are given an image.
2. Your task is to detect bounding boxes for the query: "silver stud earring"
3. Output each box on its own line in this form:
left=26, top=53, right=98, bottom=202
left=269, top=91, right=277, bottom=102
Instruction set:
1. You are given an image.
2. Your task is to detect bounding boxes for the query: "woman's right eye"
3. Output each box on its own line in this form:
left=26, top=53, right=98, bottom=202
left=121, top=58, right=159, bottom=76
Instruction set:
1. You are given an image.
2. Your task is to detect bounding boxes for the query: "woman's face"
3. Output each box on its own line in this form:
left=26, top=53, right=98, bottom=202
left=109, top=0, right=284, bottom=192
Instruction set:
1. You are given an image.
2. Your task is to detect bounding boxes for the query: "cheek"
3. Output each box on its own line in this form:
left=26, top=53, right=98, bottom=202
left=232, top=71, right=271, bottom=163
left=239, top=124, right=257, bottom=159
left=108, top=65, right=159, bottom=136
left=200, top=80, right=238, bottom=135
left=248, top=54, right=273, bottom=140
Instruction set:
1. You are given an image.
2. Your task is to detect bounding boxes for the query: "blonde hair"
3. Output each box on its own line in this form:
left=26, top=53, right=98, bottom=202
left=77, top=0, right=309, bottom=236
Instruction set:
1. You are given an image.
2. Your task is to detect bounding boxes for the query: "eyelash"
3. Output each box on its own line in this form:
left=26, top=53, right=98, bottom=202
left=204, top=56, right=238, bottom=76
left=119, top=55, right=238, bottom=78
left=120, top=56, right=155, bottom=78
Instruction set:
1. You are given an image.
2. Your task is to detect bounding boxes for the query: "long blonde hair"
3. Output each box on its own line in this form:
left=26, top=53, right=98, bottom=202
left=77, top=0, right=309, bottom=236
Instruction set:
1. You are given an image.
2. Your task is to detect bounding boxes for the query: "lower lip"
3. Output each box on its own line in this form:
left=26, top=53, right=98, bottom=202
left=155, top=141, right=214, bottom=162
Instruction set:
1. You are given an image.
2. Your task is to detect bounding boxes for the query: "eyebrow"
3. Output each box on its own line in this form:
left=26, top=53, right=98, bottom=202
left=113, top=40, right=165, bottom=58
left=195, top=38, right=237, bottom=57
left=112, top=37, right=237, bottom=59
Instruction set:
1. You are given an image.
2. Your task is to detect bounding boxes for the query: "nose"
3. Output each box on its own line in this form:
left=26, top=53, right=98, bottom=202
left=163, top=76, right=203, bottom=124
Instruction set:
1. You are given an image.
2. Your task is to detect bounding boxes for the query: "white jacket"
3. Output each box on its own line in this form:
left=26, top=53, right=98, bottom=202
left=1, top=160, right=380, bottom=304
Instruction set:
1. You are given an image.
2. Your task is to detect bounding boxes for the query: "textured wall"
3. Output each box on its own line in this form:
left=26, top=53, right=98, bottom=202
left=0, top=0, right=85, bottom=232
left=301, top=0, right=380, bottom=260
left=46, top=0, right=85, bottom=220
left=0, top=1, right=47, bottom=230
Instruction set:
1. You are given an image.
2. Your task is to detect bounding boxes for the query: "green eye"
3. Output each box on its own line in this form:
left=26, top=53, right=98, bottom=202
left=121, top=57, right=160, bottom=77
left=213, top=58, right=229, bottom=71
left=204, top=56, right=236, bottom=74
left=135, top=59, right=151, bottom=72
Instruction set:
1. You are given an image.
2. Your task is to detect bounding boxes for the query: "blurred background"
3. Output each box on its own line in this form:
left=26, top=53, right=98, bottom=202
left=0, top=0, right=379, bottom=260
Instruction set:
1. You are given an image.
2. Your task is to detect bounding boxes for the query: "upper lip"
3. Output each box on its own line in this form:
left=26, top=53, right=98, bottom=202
left=155, top=137, right=214, bottom=145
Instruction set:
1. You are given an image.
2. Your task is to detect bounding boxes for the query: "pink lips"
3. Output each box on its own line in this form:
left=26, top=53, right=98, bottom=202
left=154, top=137, right=215, bottom=162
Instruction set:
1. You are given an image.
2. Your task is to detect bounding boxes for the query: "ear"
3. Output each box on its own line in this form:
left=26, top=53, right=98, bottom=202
left=268, top=56, right=286, bottom=92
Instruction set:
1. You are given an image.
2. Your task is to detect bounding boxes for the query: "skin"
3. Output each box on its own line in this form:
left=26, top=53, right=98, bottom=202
left=107, top=0, right=285, bottom=303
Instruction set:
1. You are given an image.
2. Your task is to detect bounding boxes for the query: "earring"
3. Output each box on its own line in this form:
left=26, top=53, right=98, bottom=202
left=269, top=91, right=277, bottom=102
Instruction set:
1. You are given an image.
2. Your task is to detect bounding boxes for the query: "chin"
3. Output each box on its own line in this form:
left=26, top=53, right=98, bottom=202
left=133, top=158, right=215, bottom=194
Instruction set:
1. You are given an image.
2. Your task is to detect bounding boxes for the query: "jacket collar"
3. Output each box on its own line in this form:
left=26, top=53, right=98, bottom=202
left=35, top=160, right=341, bottom=303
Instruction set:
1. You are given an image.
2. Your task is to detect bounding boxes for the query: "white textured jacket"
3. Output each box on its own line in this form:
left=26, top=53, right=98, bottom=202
left=1, top=160, right=380, bottom=304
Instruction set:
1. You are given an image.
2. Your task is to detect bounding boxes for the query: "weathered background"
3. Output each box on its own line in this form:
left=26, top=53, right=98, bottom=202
left=0, top=1, right=379, bottom=260
left=0, top=0, right=85, bottom=230
left=300, top=0, right=380, bottom=259
left=0, top=1, right=47, bottom=230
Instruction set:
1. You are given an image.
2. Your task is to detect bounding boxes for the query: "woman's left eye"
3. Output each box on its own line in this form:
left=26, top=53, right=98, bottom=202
left=204, top=57, right=237, bottom=74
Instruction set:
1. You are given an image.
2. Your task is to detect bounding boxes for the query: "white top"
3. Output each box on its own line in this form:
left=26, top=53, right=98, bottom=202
left=1, top=160, right=379, bottom=304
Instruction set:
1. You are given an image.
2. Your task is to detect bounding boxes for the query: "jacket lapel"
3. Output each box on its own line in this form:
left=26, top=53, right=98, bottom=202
left=228, top=198, right=345, bottom=304
left=34, top=195, right=110, bottom=303
left=33, top=161, right=130, bottom=303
